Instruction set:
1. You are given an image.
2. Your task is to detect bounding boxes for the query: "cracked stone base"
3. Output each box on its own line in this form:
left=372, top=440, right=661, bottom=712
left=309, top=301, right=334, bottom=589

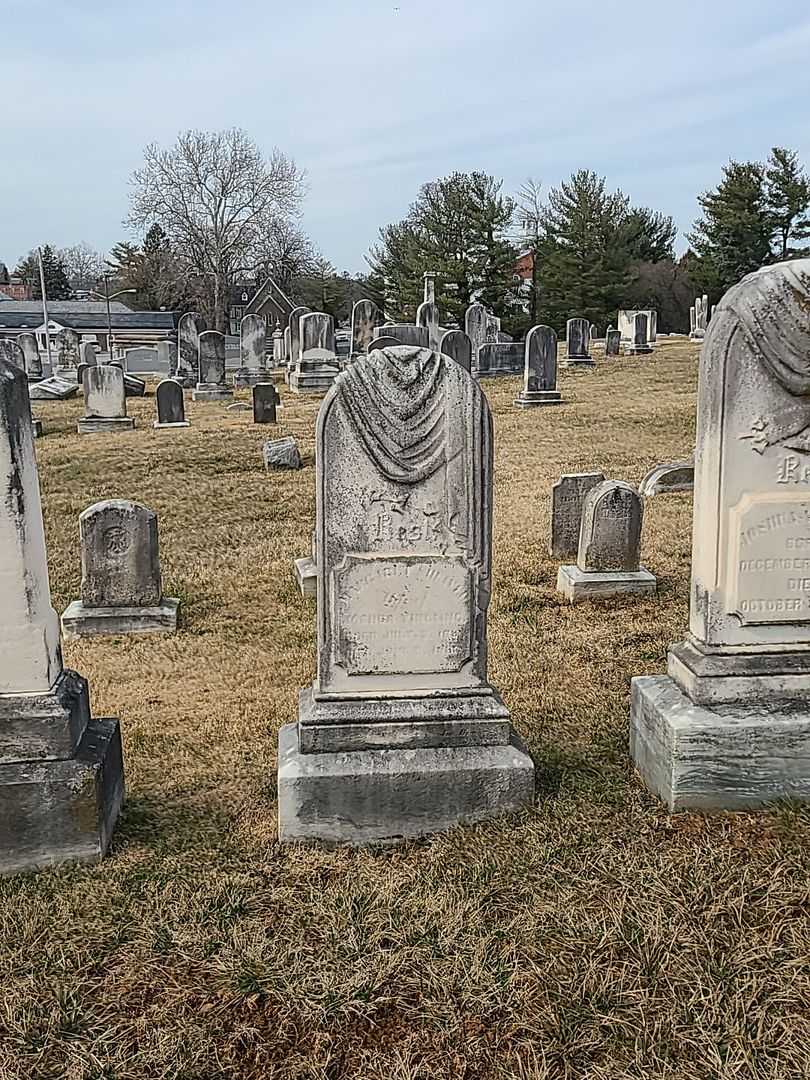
left=556, top=564, right=657, bottom=603
left=77, top=416, right=135, bottom=434
left=294, top=556, right=317, bottom=598
left=0, top=717, right=124, bottom=876
left=277, top=722, right=535, bottom=846
left=192, top=386, right=233, bottom=401
left=61, top=598, right=180, bottom=638
left=514, top=390, right=563, bottom=407
left=630, top=675, right=810, bottom=811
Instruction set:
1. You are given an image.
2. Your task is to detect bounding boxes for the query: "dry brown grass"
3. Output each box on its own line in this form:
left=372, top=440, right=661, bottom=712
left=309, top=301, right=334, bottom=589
left=1, top=341, right=808, bottom=1080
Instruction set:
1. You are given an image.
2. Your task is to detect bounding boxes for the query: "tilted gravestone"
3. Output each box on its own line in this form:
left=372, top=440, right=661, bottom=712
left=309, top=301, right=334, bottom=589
left=193, top=330, right=232, bottom=401
left=351, top=299, right=382, bottom=356
left=515, top=325, right=562, bottom=407
left=18, top=332, right=43, bottom=381
left=176, top=312, right=205, bottom=386
left=277, top=344, right=535, bottom=845
left=631, top=260, right=810, bottom=811
left=465, top=302, right=488, bottom=371
left=154, top=379, right=189, bottom=429
left=62, top=501, right=179, bottom=637
left=235, top=314, right=269, bottom=388
left=0, top=357, right=124, bottom=874
left=605, top=329, right=621, bottom=357
left=628, top=312, right=653, bottom=355
left=557, top=480, right=656, bottom=603
left=55, top=327, right=81, bottom=378
left=565, top=318, right=595, bottom=369
left=439, top=330, right=472, bottom=373
left=289, top=313, right=339, bottom=394
left=263, top=435, right=302, bottom=470
left=549, top=472, right=605, bottom=560
left=78, top=365, right=134, bottom=434
left=253, top=382, right=279, bottom=424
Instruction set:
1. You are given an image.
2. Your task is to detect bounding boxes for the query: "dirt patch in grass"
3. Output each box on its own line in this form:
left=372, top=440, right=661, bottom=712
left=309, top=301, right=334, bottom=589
left=1, top=341, right=808, bottom=1079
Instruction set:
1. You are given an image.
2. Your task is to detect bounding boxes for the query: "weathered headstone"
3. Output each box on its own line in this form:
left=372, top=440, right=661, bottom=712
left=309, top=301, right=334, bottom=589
left=549, top=472, right=606, bottom=560
left=628, top=312, right=653, bottom=355
left=156, top=340, right=177, bottom=375
left=124, top=346, right=159, bottom=373
left=376, top=324, right=429, bottom=349
left=639, top=462, right=694, bottom=497
left=28, top=375, right=79, bottom=401
left=80, top=341, right=97, bottom=368
left=263, top=435, right=302, bottom=470
left=565, top=318, right=594, bottom=368
left=18, top=332, right=43, bottom=381
left=416, top=300, right=441, bottom=351
left=277, top=344, right=535, bottom=845
left=439, top=330, right=472, bottom=373
left=272, top=322, right=284, bottom=366
left=465, top=302, right=488, bottom=371
left=515, top=325, right=562, bottom=407
left=235, top=314, right=268, bottom=388
left=618, top=310, right=658, bottom=344
left=0, top=342, right=43, bottom=436
left=368, top=335, right=402, bottom=353
left=154, top=379, right=189, bottom=429
left=423, top=271, right=436, bottom=304
left=351, top=299, right=382, bottom=356
left=689, top=306, right=696, bottom=336
left=56, top=327, right=81, bottom=379
left=176, top=312, right=205, bottom=386
left=288, top=306, right=310, bottom=370
left=253, top=382, right=279, bottom=424
left=62, top=501, right=179, bottom=637
left=631, top=260, right=810, bottom=811
left=0, top=357, right=124, bottom=874
left=690, top=295, right=709, bottom=341
left=475, top=342, right=523, bottom=377
left=289, top=313, right=339, bottom=394
left=605, top=329, right=621, bottom=357
left=78, top=365, right=135, bottom=434
left=557, top=480, right=656, bottom=603
left=193, top=330, right=233, bottom=401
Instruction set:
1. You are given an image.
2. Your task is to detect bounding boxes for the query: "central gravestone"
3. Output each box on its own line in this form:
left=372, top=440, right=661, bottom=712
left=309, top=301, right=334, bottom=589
left=631, top=260, right=810, bottom=810
left=278, top=345, right=534, bottom=845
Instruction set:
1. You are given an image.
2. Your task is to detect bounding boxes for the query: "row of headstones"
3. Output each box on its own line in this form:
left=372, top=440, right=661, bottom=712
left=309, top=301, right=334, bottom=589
left=690, top=295, right=714, bottom=340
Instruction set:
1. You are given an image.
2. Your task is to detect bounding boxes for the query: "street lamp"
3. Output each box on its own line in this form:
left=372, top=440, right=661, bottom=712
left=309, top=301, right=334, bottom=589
left=90, top=275, right=136, bottom=359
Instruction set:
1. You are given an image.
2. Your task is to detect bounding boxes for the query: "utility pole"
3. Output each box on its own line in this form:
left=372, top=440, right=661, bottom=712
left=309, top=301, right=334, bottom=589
left=37, top=247, right=52, bottom=369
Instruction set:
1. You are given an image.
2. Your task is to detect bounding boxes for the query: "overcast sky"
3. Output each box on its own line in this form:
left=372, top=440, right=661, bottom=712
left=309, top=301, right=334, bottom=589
left=3, top=0, right=810, bottom=274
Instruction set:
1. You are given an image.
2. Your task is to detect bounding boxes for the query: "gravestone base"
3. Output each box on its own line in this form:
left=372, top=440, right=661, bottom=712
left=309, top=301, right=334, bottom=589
left=192, top=385, right=233, bottom=401
left=294, top=556, right=317, bottom=598
left=153, top=419, right=190, bottom=430
left=0, top=717, right=124, bottom=876
left=627, top=345, right=653, bottom=355
left=27, top=373, right=44, bottom=384
left=61, top=597, right=180, bottom=638
left=563, top=358, right=596, bottom=370
left=556, top=564, right=657, bottom=604
left=288, top=367, right=339, bottom=394
left=77, top=416, right=135, bottom=435
left=667, top=638, right=810, bottom=705
left=514, top=389, right=563, bottom=408
left=689, top=332, right=705, bottom=342
left=277, top=721, right=534, bottom=846
left=629, top=674, right=810, bottom=812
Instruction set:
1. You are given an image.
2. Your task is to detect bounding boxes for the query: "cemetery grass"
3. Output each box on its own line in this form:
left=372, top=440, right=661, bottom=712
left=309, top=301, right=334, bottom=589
left=2, top=340, right=809, bottom=1080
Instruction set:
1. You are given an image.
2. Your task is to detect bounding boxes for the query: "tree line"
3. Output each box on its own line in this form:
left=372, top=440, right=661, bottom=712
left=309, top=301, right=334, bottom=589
left=8, top=130, right=809, bottom=336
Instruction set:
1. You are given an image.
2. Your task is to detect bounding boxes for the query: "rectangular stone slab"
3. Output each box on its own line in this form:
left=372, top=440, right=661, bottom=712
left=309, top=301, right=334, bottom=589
left=61, top=598, right=179, bottom=638
left=277, top=722, right=534, bottom=845
left=0, top=669, right=89, bottom=765
left=0, top=717, right=124, bottom=876
left=556, top=565, right=657, bottom=604
left=630, top=675, right=810, bottom=811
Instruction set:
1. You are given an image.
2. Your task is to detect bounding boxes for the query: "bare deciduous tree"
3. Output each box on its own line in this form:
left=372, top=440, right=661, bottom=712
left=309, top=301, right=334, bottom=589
left=128, top=128, right=306, bottom=331
left=59, top=242, right=105, bottom=292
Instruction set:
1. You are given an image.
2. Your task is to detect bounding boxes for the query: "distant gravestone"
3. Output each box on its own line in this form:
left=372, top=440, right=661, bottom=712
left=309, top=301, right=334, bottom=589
left=515, top=325, right=562, bottom=407
left=289, top=313, right=339, bottom=394
left=263, top=435, right=302, bottom=470
left=557, top=480, right=656, bottom=603
left=154, top=379, right=189, bottom=429
left=376, top=324, right=429, bottom=348
left=277, top=344, right=534, bottom=846
left=628, top=313, right=653, bottom=355
left=176, top=312, right=205, bottom=386
left=28, top=375, right=79, bottom=401
left=0, top=341, right=43, bottom=435
left=439, top=330, right=472, bottom=373
left=272, top=322, right=284, bottom=366
left=0, top=355, right=124, bottom=874
left=193, top=331, right=232, bottom=401
left=639, top=462, right=694, bottom=497
left=351, top=299, right=382, bottom=356
left=288, top=306, right=310, bottom=369
left=475, top=342, right=523, bottom=377
left=56, top=328, right=81, bottom=378
left=156, top=340, right=177, bottom=375
left=80, top=341, right=98, bottom=368
left=465, top=303, right=488, bottom=370
left=253, top=382, right=279, bottom=424
left=78, top=365, right=134, bottom=434
left=61, top=500, right=179, bottom=637
left=565, top=318, right=594, bottom=368
left=17, top=333, right=43, bottom=381
left=235, top=314, right=268, bottom=387
left=631, top=260, right=810, bottom=811
left=549, top=472, right=605, bottom=560
left=605, top=329, right=621, bottom=357
left=618, top=310, right=657, bottom=344
left=416, top=300, right=441, bottom=350
left=124, top=346, right=159, bottom=372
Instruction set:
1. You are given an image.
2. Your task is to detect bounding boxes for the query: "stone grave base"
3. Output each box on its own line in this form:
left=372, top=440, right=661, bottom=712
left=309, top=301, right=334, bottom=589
left=277, top=721, right=535, bottom=846
left=0, top=717, right=124, bottom=876
left=514, top=389, right=563, bottom=408
left=61, top=597, right=180, bottom=638
left=630, top=674, right=810, bottom=812
left=667, top=638, right=810, bottom=705
left=288, top=365, right=339, bottom=394
left=233, top=370, right=270, bottom=389
left=192, top=386, right=233, bottom=401
left=627, top=345, right=653, bottom=355
left=294, top=556, right=317, bottom=598
left=153, top=420, right=190, bottom=430
left=563, top=359, right=596, bottom=370
left=77, top=416, right=135, bottom=435
left=556, top=564, right=657, bottom=604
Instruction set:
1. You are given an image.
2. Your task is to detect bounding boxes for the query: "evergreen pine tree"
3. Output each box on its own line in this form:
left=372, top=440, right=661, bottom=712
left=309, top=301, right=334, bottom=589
left=765, top=147, right=810, bottom=260
left=15, top=245, right=71, bottom=300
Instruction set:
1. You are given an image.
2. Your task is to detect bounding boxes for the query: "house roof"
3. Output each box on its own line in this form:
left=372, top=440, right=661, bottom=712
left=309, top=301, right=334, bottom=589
left=0, top=300, right=134, bottom=315
left=0, top=310, right=177, bottom=331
